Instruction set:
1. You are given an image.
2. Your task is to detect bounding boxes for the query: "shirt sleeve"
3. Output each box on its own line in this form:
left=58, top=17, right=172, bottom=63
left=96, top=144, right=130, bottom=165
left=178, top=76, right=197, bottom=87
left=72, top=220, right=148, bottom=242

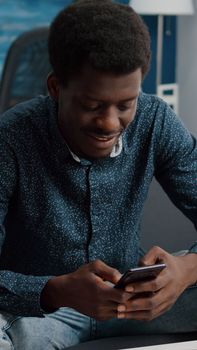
left=0, top=134, right=52, bottom=316
left=154, top=102, right=197, bottom=251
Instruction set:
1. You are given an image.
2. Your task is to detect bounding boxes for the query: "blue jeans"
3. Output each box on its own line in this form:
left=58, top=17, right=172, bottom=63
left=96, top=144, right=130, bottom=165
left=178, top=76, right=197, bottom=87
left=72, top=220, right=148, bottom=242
left=0, top=285, right=197, bottom=350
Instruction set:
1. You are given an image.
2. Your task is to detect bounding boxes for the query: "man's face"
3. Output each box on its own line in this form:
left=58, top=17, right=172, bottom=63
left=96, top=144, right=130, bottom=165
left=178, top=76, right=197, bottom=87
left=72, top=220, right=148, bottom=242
left=53, top=65, right=142, bottom=159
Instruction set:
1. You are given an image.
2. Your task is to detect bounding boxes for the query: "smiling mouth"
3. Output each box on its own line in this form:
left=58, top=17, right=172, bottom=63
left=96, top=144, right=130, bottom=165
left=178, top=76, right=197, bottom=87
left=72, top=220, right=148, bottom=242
left=89, top=135, right=116, bottom=142
left=83, top=131, right=120, bottom=150
left=85, top=132, right=120, bottom=142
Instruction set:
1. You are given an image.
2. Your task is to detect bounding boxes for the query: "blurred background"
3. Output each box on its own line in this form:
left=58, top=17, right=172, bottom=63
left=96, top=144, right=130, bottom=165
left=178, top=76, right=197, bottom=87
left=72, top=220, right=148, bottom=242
left=0, top=0, right=175, bottom=93
left=0, top=0, right=72, bottom=78
left=0, top=0, right=196, bottom=252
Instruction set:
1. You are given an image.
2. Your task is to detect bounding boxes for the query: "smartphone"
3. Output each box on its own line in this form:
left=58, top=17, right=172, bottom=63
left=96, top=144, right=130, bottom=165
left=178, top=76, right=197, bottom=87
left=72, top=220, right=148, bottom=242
left=114, top=263, right=166, bottom=289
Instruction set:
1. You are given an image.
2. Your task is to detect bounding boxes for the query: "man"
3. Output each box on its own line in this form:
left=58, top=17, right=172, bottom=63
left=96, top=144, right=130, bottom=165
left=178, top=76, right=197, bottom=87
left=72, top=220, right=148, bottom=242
left=0, top=0, right=197, bottom=349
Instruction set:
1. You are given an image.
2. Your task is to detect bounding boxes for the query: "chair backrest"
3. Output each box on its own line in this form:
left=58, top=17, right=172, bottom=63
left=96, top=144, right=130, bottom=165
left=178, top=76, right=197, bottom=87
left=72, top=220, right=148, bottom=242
left=0, top=27, right=51, bottom=114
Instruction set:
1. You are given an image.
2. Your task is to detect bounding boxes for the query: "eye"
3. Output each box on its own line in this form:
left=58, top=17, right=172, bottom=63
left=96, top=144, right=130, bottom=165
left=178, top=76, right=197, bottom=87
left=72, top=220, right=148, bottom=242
left=80, top=102, right=103, bottom=112
left=118, top=99, right=136, bottom=111
left=118, top=105, right=129, bottom=112
left=118, top=104, right=132, bottom=111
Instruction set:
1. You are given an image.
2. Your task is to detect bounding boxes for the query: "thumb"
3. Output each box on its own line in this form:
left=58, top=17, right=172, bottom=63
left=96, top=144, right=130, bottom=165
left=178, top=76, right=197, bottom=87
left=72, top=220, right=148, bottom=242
left=139, top=246, right=167, bottom=266
left=91, top=260, right=121, bottom=284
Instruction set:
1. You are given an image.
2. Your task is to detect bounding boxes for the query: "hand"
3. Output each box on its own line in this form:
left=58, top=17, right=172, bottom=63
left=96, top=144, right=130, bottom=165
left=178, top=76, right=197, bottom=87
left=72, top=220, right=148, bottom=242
left=41, top=259, right=131, bottom=321
left=117, top=246, right=197, bottom=321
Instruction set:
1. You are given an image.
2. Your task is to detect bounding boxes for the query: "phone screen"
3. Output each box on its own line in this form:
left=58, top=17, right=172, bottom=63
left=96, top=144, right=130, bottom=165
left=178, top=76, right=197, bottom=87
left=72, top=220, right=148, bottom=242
left=114, top=263, right=166, bottom=289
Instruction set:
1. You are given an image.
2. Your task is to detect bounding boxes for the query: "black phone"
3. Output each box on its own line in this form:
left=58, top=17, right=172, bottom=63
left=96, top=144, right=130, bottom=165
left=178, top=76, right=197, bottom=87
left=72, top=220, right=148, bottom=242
left=114, top=263, right=166, bottom=289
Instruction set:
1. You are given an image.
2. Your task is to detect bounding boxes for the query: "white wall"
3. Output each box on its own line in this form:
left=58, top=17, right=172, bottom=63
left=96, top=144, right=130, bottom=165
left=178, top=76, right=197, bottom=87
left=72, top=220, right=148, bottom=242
left=177, top=1, right=197, bottom=136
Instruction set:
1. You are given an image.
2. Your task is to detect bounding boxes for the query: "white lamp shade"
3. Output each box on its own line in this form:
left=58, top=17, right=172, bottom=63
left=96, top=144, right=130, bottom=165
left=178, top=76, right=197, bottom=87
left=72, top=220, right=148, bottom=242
left=130, top=0, right=194, bottom=15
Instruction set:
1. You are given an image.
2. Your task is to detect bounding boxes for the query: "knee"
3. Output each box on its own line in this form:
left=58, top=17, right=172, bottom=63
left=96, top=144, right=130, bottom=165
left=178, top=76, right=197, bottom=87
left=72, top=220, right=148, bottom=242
left=5, top=316, right=79, bottom=350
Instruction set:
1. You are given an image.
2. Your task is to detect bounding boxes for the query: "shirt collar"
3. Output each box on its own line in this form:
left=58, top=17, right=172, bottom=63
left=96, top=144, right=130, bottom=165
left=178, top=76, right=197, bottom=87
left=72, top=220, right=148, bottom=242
left=68, top=135, right=123, bottom=163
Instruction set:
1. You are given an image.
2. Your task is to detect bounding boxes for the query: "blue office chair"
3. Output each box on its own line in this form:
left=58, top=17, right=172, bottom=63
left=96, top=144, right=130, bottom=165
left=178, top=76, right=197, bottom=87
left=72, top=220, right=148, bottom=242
left=0, top=27, right=51, bottom=114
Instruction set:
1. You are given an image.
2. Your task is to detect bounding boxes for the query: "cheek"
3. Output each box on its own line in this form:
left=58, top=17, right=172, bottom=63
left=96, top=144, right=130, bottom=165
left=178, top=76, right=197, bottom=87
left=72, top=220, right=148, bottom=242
left=130, top=102, right=138, bottom=122
left=58, top=101, right=77, bottom=127
left=77, top=112, right=94, bottom=128
left=124, top=108, right=137, bottom=127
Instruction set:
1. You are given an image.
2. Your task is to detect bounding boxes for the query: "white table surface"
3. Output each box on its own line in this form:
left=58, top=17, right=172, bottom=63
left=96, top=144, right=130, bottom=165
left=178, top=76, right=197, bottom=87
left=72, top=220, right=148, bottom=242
left=122, top=340, right=197, bottom=350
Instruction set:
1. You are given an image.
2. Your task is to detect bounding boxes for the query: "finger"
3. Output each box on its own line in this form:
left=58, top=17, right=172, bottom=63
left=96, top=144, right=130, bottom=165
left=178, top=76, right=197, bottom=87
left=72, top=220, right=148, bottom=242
left=97, top=309, right=118, bottom=321
left=123, top=284, right=171, bottom=312
left=139, top=246, right=168, bottom=266
left=104, top=285, right=133, bottom=304
left=90, top=259, right=121, bottom=284
left=118, top=297, right=174, bottom=321
left=125, top=273, right=167, bottom=293
left=117, top=282, right=179, bottom=321
left=91, top=273, right=132, bottom=305
left=123, top=284, right=176, bottom=314
left=123, top=292, right=159, bottom=312
left=94, top=301, right=127, bottom=321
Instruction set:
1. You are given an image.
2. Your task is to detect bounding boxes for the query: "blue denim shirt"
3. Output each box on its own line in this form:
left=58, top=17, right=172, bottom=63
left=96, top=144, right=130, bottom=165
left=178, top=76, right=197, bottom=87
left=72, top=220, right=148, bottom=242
left=0, top=93, right=196, bottom=316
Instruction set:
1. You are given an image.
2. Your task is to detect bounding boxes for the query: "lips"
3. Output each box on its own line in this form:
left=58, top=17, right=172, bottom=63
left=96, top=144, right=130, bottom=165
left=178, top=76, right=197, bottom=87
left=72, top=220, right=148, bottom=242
left=86, top=131, right=120, bottom=139
left=85, top=131, right=120, bottom=148
left=89, top=134, right=117, bottom=141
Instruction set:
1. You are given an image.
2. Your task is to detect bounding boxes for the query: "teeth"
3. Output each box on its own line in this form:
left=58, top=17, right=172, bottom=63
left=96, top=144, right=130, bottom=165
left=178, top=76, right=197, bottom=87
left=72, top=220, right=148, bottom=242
left=87, top=132, right=116, bottom=141
left=95, top=137, right=112, bottom=141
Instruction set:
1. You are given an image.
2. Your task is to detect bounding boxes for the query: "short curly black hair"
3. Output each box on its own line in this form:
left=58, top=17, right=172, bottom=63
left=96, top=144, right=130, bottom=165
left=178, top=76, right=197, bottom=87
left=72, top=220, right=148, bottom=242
left=48, top=0, right=151, bottom=86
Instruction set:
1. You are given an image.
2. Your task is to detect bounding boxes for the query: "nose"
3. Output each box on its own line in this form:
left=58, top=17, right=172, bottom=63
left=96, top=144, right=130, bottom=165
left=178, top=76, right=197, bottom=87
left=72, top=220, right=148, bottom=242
left=94, top=106, right=121, bottom=133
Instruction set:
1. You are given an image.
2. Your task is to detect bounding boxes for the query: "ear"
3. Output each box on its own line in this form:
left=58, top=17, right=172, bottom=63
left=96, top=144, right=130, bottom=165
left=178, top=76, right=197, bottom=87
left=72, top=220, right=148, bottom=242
left=47, top=72, right=60, bottom=102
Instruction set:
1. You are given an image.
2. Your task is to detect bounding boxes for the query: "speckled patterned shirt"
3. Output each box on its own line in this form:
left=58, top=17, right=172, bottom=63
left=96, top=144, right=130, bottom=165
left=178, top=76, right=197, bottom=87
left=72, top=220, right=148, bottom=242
left=0, top=93, right=196, bottom=317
